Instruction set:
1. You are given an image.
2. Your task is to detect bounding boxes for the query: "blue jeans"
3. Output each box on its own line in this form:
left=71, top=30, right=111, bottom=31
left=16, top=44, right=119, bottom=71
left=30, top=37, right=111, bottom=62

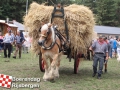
left=109, top=47, right=112, bottom=58
left=0, top=46, right=2, bottom=50
left=93, top=53, right=104, bottom=75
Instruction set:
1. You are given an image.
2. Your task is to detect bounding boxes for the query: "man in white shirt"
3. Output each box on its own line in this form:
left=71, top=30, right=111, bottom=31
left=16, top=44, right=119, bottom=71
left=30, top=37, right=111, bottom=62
left=3, top=27, right=14, bottom=62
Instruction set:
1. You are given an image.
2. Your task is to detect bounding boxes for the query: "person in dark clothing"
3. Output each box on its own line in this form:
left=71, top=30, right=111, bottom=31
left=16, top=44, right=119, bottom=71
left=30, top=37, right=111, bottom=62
left=3, top=29, right=14, bottom=62
left=0, top=32, right=3, bottom=56
left=20, top=31, right=25, bottom=42
left=89, top=35, right=108, bottom=79
left=103, top=37, right=110, bottom=73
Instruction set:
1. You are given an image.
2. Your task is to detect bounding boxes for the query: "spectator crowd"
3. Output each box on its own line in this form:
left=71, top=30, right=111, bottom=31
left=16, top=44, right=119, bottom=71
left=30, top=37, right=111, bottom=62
left=0, top=27, right=31, bottom=61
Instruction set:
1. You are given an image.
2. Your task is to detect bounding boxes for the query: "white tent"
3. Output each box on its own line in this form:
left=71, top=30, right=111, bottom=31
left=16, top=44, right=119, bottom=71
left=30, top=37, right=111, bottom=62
left=13, top=20, right=25, bottom=31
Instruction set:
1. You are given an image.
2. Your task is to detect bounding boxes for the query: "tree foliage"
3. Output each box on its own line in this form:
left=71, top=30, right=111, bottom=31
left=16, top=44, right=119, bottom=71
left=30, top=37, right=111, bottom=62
left=96, top=0, right=117, bottom=26
left=0, top=0, right=45, bottom=23
left=0, top=0, right=120, bottom=26
left=116, top=0, right=120, bottom=26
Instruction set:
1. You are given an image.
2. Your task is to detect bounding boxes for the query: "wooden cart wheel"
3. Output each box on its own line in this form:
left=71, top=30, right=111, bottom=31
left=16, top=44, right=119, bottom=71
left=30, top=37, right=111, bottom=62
left=74, top=52, right=81, bottom=74
left=39, top=52, right=45, bottom=72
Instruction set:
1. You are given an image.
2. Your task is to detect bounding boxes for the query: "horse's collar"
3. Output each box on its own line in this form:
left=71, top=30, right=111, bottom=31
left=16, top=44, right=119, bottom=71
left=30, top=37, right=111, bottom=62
left=41, top=41, right=56, bottom=50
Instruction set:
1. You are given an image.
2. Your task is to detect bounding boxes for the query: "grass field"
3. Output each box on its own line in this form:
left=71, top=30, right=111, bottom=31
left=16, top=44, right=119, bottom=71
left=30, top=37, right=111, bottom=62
left=0, top=52, right=120, bottom=90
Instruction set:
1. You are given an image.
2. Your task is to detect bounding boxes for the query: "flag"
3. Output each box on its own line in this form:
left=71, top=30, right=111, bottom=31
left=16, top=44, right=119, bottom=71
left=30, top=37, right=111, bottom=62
left=0, top=74, right=12, bottom=88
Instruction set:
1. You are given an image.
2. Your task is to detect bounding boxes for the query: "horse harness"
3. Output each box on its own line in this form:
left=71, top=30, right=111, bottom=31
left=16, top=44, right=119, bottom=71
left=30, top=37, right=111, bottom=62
left=51, top=5, right=69, bottom=41
left=39, top=5, right=69, bottom=52
left=39, top=25, right=67, bottom=52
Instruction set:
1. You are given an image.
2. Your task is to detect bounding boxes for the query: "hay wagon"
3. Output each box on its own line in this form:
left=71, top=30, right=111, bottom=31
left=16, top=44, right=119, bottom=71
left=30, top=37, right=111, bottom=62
left=24, top=2, right=95, bottom=74
left=39, top=4, right=89, bottom=74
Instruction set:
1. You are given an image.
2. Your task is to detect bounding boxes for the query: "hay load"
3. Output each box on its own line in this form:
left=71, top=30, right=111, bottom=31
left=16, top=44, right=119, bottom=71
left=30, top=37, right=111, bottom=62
left=24, top=2, right=95, bottom=55
left=65, top=4, right=95, bottom=54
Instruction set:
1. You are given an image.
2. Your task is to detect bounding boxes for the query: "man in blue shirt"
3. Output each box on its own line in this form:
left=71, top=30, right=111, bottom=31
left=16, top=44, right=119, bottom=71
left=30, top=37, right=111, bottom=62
left=109, top=36, right=114, bottom=58
left=112, top=38, right=117, bottom=58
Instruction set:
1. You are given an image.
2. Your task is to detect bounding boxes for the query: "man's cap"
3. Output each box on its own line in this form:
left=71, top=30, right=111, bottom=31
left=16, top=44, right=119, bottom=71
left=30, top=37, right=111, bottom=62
left=103, top=37, right=107, bottom=40
left=99, top=35, right=104, bottom=39
left=100, top=35, right=107, bottom=40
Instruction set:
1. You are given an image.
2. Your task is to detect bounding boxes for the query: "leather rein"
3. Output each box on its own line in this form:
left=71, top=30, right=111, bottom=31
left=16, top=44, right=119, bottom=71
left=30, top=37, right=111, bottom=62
left=39, top=26, right=66, bottom=51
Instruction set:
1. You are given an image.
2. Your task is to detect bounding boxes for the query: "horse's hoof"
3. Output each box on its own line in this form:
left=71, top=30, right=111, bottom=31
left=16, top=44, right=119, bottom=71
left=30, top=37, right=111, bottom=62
left=43, top=75, right=49, bottom=81
left=47, top=75, right=54, bottom=81
left=49, top=79, right=55, bottom=83
left=47, top=77, right=55, bottom=83
left=53, top=71, right=59, bottom=78
left=54, top=75, right=59, bottom=78
left=43, top=79, right=48, bottom=82
left=43, top=76, right=49, bottom=81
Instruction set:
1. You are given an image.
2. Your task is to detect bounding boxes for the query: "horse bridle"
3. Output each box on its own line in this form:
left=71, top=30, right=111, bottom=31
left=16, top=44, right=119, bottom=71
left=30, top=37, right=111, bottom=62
left=39, top=25, right=68, bottom=51
left=39, top=26, right=50, bottom=38
left=39, top=26, right=56, bottom=50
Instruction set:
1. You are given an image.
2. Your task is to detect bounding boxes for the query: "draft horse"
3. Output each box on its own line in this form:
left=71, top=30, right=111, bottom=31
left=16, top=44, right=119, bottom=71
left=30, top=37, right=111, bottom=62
left=38, top=23, right=68, bottom=81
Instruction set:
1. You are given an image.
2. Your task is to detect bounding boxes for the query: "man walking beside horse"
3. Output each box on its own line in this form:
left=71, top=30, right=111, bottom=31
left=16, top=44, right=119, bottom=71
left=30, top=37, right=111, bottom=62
left=90, top=35, right=108, bottom=79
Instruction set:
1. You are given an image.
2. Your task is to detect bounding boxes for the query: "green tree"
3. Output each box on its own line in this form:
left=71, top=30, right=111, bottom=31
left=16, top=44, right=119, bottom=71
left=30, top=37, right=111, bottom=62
left=47, top=0, right=73, bottom=5
left=73, top=0, right=84, bottom=4
left=73, top=0, right=120, bottom=27
left=96, top=0, right=117, bottom=26
left=116, top=0, right=120, bottom=26
left=83, top=0, right=97, bottom=14
left=0, top=0, right=26, bottom=22
left=0, top=0, right=46, bottom=23
left=0, top=7, right=3, bottom=16
left=0, top=0, right=120, bottom=26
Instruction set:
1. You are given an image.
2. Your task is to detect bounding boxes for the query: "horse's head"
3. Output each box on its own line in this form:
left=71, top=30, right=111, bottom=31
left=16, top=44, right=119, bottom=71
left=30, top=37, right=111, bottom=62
left=38, top=23, right=52, bottom=46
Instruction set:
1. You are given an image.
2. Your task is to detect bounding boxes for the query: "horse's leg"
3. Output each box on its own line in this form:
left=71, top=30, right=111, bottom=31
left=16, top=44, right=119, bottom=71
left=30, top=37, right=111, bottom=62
left=54, top=58, right=60, bottom=78
left=42, top=55, right=49, bottom=81
left=48, top=54, right=58, bottom=80
left=54, top=52, right=62, bottom=78
left=52, top=52, right=62, bottom=79
left=48, top=58, right=53, bottom=72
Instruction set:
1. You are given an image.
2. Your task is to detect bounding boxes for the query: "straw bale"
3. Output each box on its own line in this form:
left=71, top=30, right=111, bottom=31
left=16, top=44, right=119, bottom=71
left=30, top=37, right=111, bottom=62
left=24, top=2, right=53, bottom=54
left=64, top=4, right=95, bottom=54
left=24, top=2, right=95, bottom=55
